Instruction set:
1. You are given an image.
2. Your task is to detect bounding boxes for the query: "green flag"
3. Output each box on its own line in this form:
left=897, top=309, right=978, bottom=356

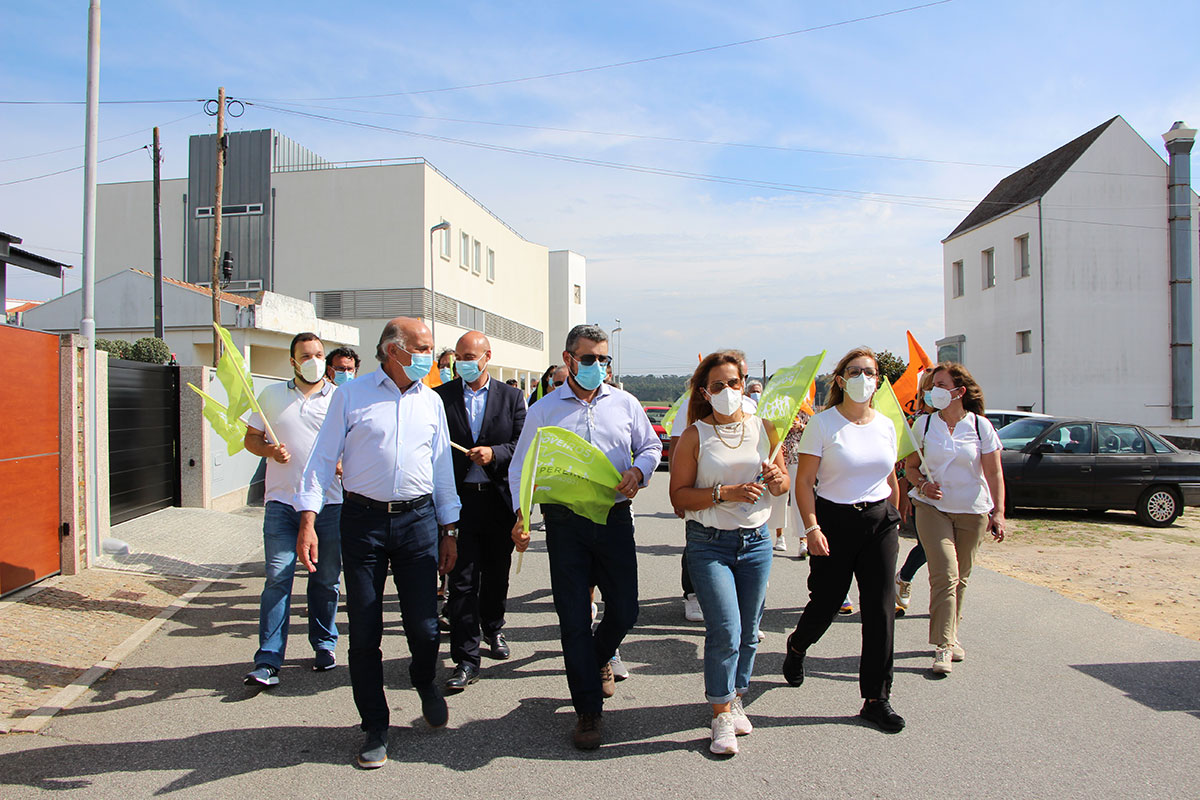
left=214, top=322, right=254, bottom=427
left=755, top=351, right=826, bottom=458
left=188, top=383, right=247, bottom=456
left=660, top=389, right=689, bottom=437
left=874, top=377, right=919, bottom=462
left=519, top=426, right=623, bottom=534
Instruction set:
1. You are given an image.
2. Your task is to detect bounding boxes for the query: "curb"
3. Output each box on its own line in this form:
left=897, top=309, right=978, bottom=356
left=8, top=579, right=213, bottom=734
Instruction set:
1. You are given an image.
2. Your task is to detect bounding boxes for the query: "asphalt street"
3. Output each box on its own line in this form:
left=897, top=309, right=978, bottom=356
left=0, top=476, right=1197, bottom=798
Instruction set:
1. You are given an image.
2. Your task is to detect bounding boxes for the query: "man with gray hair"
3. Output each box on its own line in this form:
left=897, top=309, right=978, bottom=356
left=297, top=316, right=461, bottom=769
left=510, top=323, right=661, bottom=750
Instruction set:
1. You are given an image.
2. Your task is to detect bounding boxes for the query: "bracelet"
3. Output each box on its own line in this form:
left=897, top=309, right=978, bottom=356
left=803, top=523, right=821, bottom=535
left=712, top=484, right=724, bottom=505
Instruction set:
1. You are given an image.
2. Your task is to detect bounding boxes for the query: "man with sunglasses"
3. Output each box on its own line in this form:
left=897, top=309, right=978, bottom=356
left=510, top=324, right=662, bottom=751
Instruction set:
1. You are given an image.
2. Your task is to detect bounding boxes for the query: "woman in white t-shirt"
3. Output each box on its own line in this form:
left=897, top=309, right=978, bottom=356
left=670, top=351, right=789, bottom=756
left=904, top=362, right=1006, bottom=676
left=781, top=347, right=906, bottom=734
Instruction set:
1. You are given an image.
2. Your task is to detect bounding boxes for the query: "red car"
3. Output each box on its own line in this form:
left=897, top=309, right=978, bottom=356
left=643, top=404, right=671, bottom=467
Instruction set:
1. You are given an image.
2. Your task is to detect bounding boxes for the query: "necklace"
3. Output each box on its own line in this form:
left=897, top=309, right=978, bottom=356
left=710, top=418, right=746, bottom=449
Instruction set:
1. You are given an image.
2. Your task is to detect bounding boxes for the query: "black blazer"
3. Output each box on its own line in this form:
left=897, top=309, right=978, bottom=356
left=433, top=377, right=526, bottom=509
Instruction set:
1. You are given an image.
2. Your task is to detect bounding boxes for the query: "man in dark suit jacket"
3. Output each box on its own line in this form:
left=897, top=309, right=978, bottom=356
left=433, top=331, right=526, bottom=691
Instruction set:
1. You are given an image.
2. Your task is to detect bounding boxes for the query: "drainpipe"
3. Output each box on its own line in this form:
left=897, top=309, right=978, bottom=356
left=1164, top=121, right=1196, bottom=420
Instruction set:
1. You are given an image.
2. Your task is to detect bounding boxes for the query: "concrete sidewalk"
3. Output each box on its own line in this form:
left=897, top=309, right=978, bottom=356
left=0, top=480, right=1197, bottom=797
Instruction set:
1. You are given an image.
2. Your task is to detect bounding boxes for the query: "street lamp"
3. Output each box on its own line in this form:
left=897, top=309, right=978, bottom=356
left=612, top=318, right=623, bottom=387
left=429, top=221, right=451, bottom=345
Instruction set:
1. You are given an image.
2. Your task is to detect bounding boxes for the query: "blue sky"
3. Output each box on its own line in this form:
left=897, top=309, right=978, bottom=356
left=3, top=0, right=1198, bottom=374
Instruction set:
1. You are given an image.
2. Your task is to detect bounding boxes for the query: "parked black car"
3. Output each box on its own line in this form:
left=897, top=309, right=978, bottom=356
left=997, top=416, right=1200, bottom=526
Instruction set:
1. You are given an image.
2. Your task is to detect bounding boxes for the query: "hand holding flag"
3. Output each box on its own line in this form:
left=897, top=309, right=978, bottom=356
left=755, top=351, right=826, bottom=461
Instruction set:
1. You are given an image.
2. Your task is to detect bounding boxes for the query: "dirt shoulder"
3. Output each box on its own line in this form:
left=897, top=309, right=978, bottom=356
left=973, top=509, right=1200, bottom=641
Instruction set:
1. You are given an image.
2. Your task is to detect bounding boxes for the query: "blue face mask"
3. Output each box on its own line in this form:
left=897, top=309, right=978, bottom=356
left=456, top=359, right=484, bottom=383
left=439, top=367, right=454, bottom=383
left=572, top=358, right=606, bottom=391
left=924, top=390, right=934, bottom=407
left=396, top=348, right=433, bottom=382
left=332, top=370, right=354, bottom=386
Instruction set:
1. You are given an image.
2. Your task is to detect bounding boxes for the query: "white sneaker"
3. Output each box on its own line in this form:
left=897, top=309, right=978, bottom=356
left=950, top=642, right=965, bottom=662
left=932, top=647, right=953, bottom=675
left=710, top=712, right=739, bottom=755
left=609, top=648, right=630, bottom=681
left=895, top=572, right=912, bottom=615
left=796, top=539, right=808, bottom=560
left=590, top=602, right=598, bottom=622
left=729, top=695, right=753, bottom=735
left=756, top=629, right=765, bottom=643
left=773, top=535, right=788, bottom=552
left=684, top=593, right=704, bottom=622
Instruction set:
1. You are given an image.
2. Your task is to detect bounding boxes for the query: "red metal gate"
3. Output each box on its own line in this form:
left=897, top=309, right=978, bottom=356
left=0, top=326, right=60, bottom=595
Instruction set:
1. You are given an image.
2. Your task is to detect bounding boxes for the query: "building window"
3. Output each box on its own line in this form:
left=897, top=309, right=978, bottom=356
left=952, top=261, right=964, bottom=298
left=573, top=284, right=582, bottom=304
left=440, top=220, right=451, bottom=260
left=195, top=203, right=263, bottom=218
left=472, top=239, right=482, bottom=275
left=486, top=248, right=495, bottom=282
left=1017, top=330, right=1032, bottom=354
left=1014, top=235, right=1030, bottom=278
left=460, top=232, right=470, bottom=269
left=982, top=249, right=995, bottom=289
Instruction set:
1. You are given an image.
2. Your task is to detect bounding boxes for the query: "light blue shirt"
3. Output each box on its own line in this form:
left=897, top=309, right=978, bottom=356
left=296, top=367, right=461, bottom=526
left=508, top=381, right=662, bottom=512
left=463, top=377, right=489, bottom=483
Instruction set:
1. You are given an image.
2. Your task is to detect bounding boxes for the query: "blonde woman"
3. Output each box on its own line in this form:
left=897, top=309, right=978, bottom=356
left=904, top=362, right=1005, bottom=675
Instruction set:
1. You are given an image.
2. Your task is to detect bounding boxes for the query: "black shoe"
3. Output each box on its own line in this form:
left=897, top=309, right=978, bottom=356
left=357, top=728, right=388, bottom=769
left=416, top=683, right=449, bottom=728
left=438, top=613, right=451, bottom=633
left=444, top=662, right=480, bottom=692
left=782, top=633, right=805, bottom=687
left=859, top=699, right=905, bottom=733
left=573, top=711, right=603, bottom=750
left=485, top=632, right=511, bottom=660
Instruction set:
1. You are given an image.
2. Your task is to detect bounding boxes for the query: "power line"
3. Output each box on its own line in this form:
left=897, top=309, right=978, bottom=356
left=0, top=111, right=202, bottom=163
left=0, top=145, right=149, bottom=187
left=245, top=1, right=956, bottom=102
left=0, top=97, right=201, bottom=106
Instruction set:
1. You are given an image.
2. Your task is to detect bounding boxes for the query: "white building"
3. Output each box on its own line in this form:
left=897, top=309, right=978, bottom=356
left=940, top=116, right=1200, bottom=436
left=93, top=129, right=586, bottom=387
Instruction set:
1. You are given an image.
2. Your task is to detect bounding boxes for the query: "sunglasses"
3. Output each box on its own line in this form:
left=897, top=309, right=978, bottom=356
left=553, top=380, right=564, bottom=386
left=571, top=353, right=613, bottom=367
left=843, top=366, right=878, bottom=378
left=706, top=377, right=744, bottom=394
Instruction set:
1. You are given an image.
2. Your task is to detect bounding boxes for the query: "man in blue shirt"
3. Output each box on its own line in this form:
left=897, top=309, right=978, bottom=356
left=434, top=331, right=526, bottom=692
left=510, top=324, right=661, bottom=750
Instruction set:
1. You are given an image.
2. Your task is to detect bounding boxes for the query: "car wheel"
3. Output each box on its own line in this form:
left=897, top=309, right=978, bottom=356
left=1135, top=486, right=1181, bottom=527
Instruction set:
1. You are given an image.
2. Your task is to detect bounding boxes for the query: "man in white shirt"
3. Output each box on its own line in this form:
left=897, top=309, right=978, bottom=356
left=296, top=317, right=461, bottom=770
left=242, top=332, right=342, bottom=688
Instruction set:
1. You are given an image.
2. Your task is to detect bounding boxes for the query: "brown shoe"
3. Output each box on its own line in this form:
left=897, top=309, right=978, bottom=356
left=573, top=711, right=603, bottom=750
left=599, top=663, right=616, bottom=698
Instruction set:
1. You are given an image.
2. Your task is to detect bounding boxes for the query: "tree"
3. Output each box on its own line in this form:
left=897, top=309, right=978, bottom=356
left=131, top=337, right=171, bottom=364
left=874, top=349, right=907, bottom=384
left=95, top=338, right=132, bottom=359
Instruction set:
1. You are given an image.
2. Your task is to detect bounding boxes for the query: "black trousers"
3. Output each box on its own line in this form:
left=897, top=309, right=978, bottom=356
left=789, top=495, right=900, bottom=701
left=446, top=483, right=517, bottom=668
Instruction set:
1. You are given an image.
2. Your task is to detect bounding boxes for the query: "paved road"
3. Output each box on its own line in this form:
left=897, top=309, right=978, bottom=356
left=1, top=478, right=1197, bottom=798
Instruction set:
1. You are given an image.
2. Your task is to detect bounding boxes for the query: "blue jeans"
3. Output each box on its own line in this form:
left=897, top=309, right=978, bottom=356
left=685, top=520, right=772, bottom=704
left=254, top=501, right=342, bottom=669
left=544, top=502, right=638, bottom=715
left=340, top=497, right=441, bottom=733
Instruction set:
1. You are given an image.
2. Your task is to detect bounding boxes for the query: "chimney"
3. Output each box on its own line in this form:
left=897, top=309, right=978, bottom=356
left=1164, top=121, right=1196, bottom=420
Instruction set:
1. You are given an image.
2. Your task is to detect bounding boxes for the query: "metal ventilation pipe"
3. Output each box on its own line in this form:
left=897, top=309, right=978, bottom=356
left=1164, top=121, right=1196, bottom=420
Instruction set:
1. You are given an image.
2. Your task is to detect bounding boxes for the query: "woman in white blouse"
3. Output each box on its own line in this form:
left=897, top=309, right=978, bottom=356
left=903, top=362, right=1006, bottom=676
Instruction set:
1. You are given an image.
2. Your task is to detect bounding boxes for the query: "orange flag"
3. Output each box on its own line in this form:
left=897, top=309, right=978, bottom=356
left=892, top=331, right=933, bottom=416
left=799, top=381, right=816, bottom=415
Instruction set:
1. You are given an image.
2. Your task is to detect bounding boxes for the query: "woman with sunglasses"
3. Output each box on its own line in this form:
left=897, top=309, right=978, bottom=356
left=781, top=347, right=905, bottom=734
left=903, top=362, right=1005, bottom=676
left=669, top=351, right=789, bottom=755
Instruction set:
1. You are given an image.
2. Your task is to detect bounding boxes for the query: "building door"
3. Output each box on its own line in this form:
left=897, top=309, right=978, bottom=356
left=0, top=326, right=60, bottom=596
left=108, top=360, right=180, bottom=524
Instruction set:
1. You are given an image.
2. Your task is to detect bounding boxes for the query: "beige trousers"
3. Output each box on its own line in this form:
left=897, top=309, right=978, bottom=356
left=913, top=502, right=989, bottom=648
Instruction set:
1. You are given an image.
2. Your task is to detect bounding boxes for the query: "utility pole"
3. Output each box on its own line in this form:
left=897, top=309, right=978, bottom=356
left=152, top=126, right=164, bottom=339
left=762, top=359, right=767, bottom=383
left=210, top=86, right=226, bottom=367
left=81, top=0, right=101, bottom=563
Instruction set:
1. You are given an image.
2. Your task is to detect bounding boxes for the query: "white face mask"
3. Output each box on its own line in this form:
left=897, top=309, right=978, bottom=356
left=297, top=356, right=325, bottom=384
left=843, top=373, right=876, bottom=404
left=928, top=386, right=956, bottom=410
left=708, top=386, right=742, bottom=416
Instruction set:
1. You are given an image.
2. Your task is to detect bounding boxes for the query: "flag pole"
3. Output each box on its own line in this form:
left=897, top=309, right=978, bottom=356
left=212, top=321, right=281, bottom=446
left=515, top=432, right=542, bottom=575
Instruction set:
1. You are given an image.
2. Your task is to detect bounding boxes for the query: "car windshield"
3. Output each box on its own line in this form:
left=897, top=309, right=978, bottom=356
left=997, top=418, right=1054, bottom=450
left=644, top=407, right=667, bottom=425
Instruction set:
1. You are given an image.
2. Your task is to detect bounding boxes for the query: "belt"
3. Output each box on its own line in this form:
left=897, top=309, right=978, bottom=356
left=345, top=491, right=432, bottom=514
left=817, top=495, right=886, bottom=512
left=462, top=482, right=493, bottom=493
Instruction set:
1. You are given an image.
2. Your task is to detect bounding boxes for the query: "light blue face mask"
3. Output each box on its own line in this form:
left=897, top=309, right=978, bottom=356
left=572, top=358, right=606, bottom=391
left=332, top=370, right=354, bottom=386
left=439, top=367, right=454, bottom=383
left=397, top=348, right=434, bottom=381
left=456, top=359, right=484, bottom=382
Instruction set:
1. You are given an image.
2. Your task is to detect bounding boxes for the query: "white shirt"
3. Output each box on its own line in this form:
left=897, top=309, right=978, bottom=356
left=296, top=367, right=461, bottom=526
left=797, top=407, right=896, bottom=505
left=909, top=412, right=1002, bottom=515
left=669, top=394, right=757, bottom=438
left=247, top=379, right=342, bottom=508
left=509, top=381, right=662, bottom=511
left=685, top=417, right=772, bottom=530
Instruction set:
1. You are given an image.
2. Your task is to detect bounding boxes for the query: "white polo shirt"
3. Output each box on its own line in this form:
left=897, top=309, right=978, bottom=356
left=909, top=412, right=1002, bottom=515
left=247, top=379, right=342, bottom=508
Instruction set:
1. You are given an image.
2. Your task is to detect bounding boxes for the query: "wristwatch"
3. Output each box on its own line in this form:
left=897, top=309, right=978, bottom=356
left=441, top=526, right=459, bottom=539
